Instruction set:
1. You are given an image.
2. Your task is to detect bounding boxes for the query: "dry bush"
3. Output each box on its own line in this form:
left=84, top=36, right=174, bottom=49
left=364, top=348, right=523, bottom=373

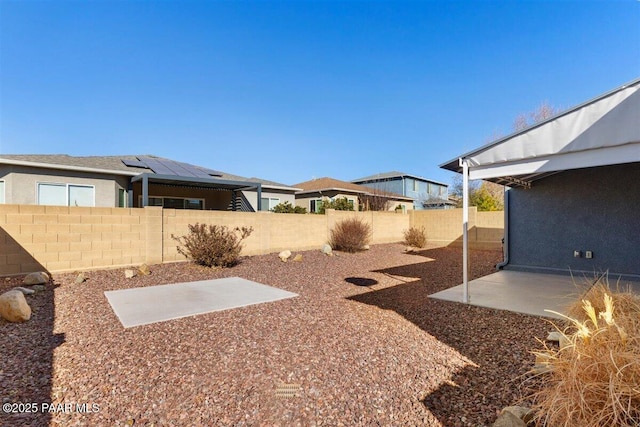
left=329, top=217, right=371, bottom=253
left=172, top=223, right=253, bottom=268
left=530, top=277, right=640, bottom=427
left=403, top=227, right=427, bottom=248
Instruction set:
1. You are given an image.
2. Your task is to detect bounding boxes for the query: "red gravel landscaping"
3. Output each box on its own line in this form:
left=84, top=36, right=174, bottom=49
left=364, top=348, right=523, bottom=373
left=1, top=243, right=551, bottom=426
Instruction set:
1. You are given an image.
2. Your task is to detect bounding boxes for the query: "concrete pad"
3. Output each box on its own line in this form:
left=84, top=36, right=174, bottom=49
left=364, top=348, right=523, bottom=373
left=429, top=270, right=601, bottom=319
left=105, top=277, right=298, bottom=328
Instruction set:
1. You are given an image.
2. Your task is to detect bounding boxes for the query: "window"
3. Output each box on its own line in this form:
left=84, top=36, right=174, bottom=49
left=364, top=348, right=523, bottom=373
left=260, top=197, right=280, bottom=211
left=0, top=181, right=4, bottom=204
left=412, top=179, right=419, bottom=192
left=118, top=189, right=127, bottom=208
left=37, top=183, right=95, bottom=207
left=140, top=196, right=204, bottom=209
left=310, top=199, right=323, bottom=213
left=347, top=199, right=355, bottom=208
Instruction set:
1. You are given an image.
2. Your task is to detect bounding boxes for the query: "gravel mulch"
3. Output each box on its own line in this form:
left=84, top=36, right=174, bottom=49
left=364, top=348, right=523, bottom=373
left=1, top=243, right=552, bottom=427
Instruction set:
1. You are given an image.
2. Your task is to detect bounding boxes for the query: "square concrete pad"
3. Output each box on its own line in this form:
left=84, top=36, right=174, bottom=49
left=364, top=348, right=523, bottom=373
left=105, top=277, right=298, bottom=328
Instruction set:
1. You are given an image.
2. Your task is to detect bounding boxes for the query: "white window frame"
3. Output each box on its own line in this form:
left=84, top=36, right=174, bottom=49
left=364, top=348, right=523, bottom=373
left=260, top=197, right=280, bottom=211
left=412, top=179, right=419, bottom=192
left=0, top=180, right=4, bottom=204
left=37, top=182, right=95, bottom=207
left=138, top=195, right=205, bottom=210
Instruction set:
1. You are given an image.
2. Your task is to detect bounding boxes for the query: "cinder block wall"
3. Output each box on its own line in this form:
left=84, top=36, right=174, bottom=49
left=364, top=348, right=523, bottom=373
left=410, top=208, right=504, bottom=249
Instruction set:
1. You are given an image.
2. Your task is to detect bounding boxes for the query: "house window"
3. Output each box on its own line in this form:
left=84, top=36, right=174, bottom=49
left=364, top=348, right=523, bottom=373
left=0, top=181, right=4, bottom=204
left=118, top=188, right=127, bottom=208
left=412, top=179, right=419, bottom=192
left=141, top=196, right=204, bottom=209
left=310, top=199, right=323, bottom=213
left=347, top=199, right=355, bottom=209
left=37, top=183, right=95, bottom=207
left=260, top=197, right=280, bottom=211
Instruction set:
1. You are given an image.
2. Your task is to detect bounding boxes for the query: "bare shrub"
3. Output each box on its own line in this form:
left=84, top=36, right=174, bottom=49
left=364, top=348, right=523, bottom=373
left=530, top=277, right=640, bottom=427
left=329, top=217, right=371, bottom=253
left=172, top=223, right=253, bottom=268
left=403, top=227, right=427, bottom=248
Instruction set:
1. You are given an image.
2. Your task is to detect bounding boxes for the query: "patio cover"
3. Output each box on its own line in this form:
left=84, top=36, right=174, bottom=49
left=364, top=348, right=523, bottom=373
left=441, top=78, right=640, bottom=187
left=440, top=77, right=640, bottom=303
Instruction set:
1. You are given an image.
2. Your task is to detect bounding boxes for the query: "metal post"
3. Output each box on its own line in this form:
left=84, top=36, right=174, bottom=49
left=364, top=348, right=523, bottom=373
left=460, top=158, right=469, bottom=303
left=142, top=174, right=149, bottom=207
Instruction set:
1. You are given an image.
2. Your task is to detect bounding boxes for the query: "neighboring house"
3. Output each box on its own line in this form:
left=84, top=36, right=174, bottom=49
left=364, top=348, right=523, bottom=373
left=441, top=77, right=640, bottom=280
left=293, top=177, right=414, bottom=213
left=0, top=154, right=298, bottom=212
left=351, top=171, right=453, bottom=210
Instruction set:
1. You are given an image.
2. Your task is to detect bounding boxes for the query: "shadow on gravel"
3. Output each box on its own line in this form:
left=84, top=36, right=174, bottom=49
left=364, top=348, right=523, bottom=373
left=347, top=247, right=548, bottom=426
left=0, top=274, right=63, bottom=427
left=344, top=277, right=379, bottom=287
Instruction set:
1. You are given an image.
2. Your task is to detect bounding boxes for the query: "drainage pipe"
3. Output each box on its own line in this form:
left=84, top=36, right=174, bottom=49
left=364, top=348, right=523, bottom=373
left=496, top=188, right=510, bottom=269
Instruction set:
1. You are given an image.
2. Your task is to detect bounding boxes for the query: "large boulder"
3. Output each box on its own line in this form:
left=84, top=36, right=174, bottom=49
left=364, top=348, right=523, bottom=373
left=0, top=290, right=32, bottom=322
left=23, top=271, right=49, bottom=286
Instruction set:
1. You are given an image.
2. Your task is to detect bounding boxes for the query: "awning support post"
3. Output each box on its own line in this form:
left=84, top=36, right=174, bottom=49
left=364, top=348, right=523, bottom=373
left=460, top=158, right=469, bottom=303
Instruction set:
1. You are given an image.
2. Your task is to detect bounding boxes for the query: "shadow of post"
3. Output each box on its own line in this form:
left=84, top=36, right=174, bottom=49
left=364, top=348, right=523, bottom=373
left=347, top=247, right=548, bottom=426
left=1, top=227, right=63, bottom=426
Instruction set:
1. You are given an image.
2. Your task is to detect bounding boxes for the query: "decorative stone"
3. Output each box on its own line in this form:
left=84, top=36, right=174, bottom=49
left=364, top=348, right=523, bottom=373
left=492, top=410, right=526, bottom=427
left=75, top=272, right=88, bottom=284
left=0, top=290, right=32, bottom=322
left=500, top=406, right=534, bottom=425
left=322, top=244, right=333, bottom=255
left=546, top=330, right=570, bottom=349
left=533, top=353, right=554, bottom=374
left=23, top=271, right=49, bottom=286
left=405, top=246, right=415, bottom=253
left=363, top=245, right=370, bottom=250
left=31, top=285, right=46, bottom=292
left=292, top=254, right=303, bottom=262
left=125, top=269, right=137, bottom=279
left=279, top=250, right=292, bottom=262
left=12, top=287, right=35, bottom=295
left=138, top=264, right=151, bottom=276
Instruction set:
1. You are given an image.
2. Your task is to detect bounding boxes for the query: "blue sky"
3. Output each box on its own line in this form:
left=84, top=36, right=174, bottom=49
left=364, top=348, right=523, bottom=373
left=1, top=1, right=638, bottom=187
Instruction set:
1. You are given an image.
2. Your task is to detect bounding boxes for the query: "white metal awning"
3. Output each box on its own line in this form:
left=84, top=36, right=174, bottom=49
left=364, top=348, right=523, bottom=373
left=441, top=78, right=640, bottom=187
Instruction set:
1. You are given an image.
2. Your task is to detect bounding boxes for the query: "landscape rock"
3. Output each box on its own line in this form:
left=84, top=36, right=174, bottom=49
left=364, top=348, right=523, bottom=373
left=31, top=285, right=46, bottom=292
left=23, top=271, right=49, bottom=286
left=405, top=246, right=415, bottom=253
left=363, top=245, right=370, bottom=250
left=12, top=287, right=36, bottom=295
left=322, top=244, right=333, bottom=256
left=0, top=289, right=32, bottom=322
left=292, top=254, right=303, bottom=262
left=546, top=330, right=570, bottom=349
left=492, top=410, right=526, bottom=427
left=138, top=264, right=151, bottom=276
left=279, top=250, right=292, bottom=262
left=500, top=406, right=534, bottom=425
left=125, top=269, right=137, bottom=279
left=75, top=272, right=88, bottom=284
left=533, top=353, right=554, bottom=374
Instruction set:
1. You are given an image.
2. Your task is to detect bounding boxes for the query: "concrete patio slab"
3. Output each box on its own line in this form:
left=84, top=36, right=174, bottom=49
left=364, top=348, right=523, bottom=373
left=105, top=277, right=298, bottom=328
left=429, top=270, right=640, bottom=319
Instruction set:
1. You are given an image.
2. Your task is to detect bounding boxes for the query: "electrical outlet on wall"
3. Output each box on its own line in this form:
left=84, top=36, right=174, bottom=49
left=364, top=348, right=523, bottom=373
left=586, top=251, right=593, bottom=259
left=574, top=250, right=581, bottom=258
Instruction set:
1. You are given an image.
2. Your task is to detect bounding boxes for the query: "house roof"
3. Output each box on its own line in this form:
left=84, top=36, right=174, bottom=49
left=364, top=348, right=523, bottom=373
left=440, top=77, right=640, bottom=187
left=0, top=154, right=298, bottom=191
left=352, top=171, right=448, bottom=187
left=293, top=177, right=414, bottom=201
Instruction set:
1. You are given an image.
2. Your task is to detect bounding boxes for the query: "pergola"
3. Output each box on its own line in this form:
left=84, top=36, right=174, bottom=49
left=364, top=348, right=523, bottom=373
left=441, top=78, right=640, bottom=303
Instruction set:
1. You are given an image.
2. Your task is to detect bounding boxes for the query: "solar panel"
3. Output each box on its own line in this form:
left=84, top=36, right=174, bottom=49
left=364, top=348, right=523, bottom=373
left=122, top=159, right=149, bottom=169
left=136, top=156, right=222, bottom=179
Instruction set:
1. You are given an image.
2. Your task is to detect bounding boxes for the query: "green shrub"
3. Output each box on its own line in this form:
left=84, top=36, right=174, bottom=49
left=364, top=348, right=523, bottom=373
left=317, top=197, right=355, bottom=214
left=403, top=227, right=427, bottom=248
left=172, top=223, right=253, bottom=268
left=329, top=217, right=371, bottom=253
left=271, top=201, right=307, bottom=214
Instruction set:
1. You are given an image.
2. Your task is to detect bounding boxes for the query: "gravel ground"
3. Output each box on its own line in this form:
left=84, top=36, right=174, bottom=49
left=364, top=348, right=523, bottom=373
left=1, top=243, right=551, bottom=427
